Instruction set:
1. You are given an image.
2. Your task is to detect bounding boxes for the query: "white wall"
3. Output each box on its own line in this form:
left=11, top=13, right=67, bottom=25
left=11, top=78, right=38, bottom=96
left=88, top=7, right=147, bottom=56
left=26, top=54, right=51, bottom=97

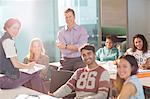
left=101, top=0, right=127, bottom=26
left=128, top=0, right=150, bottom=49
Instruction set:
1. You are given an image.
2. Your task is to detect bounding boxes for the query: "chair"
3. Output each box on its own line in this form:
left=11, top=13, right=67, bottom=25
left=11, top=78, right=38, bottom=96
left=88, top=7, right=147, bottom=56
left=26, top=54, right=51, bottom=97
left=144, top=86, right=150, bottom=99
left=49, top=69, right=75, bottom=99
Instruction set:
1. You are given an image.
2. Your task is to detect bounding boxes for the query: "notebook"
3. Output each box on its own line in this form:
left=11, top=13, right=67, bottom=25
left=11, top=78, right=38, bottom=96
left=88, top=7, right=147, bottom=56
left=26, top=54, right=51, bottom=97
left=20, top=64, right=45, bottom=74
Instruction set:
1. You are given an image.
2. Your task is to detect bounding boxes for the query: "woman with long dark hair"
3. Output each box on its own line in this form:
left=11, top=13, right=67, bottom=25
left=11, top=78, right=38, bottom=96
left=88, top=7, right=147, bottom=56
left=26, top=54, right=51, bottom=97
left=115, top=55, right=144, bottom=99
left=126, top=34, right=150, bottom=69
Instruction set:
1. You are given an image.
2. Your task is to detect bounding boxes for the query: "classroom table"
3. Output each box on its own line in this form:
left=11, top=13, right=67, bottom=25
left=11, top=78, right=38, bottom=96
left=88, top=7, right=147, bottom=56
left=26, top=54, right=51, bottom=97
left=0, top=86, right=60, bottom=99
left=139, top=77, right=150, bottom=87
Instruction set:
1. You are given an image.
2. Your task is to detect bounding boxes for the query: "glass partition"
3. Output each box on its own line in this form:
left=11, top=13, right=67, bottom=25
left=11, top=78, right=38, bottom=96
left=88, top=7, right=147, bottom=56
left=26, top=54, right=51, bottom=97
left=0, top=0, right=101, bottom=61
left=58, top=0, right=101, bottom=50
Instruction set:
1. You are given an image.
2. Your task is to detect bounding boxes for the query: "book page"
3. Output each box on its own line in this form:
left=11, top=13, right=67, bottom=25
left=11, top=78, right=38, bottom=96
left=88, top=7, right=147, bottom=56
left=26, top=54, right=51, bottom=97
left=20, top=64, right=45, bottom=74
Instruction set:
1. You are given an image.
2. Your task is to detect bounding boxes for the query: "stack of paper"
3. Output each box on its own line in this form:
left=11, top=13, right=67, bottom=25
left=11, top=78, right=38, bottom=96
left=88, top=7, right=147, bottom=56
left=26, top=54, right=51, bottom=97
left=138, top=69, right=150, bottom=73
left=20, top=64, right=45, bottom=74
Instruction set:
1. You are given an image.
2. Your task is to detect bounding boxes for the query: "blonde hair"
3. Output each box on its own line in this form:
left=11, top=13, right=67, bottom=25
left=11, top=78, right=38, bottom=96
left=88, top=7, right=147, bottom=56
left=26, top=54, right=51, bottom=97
left=27, top=38, right=45, bottom=60
left=113, top=74, right=124, bottom=93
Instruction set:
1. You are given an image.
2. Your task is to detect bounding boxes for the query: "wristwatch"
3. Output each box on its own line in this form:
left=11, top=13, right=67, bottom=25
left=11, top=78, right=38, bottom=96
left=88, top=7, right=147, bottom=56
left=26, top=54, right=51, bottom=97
left=65, top=44, right=67, bottom=49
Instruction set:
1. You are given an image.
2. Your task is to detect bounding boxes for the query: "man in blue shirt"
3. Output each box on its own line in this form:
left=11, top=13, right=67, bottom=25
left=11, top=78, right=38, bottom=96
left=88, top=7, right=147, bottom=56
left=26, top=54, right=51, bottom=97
left=56, top=8, right=89, bottom=71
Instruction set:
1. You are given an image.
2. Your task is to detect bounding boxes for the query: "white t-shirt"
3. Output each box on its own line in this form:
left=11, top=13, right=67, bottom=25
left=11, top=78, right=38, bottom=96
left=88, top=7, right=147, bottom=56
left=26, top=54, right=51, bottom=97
left=2, top=38, right=17, bottom=58
left=126, top=48, right=150, bottom=66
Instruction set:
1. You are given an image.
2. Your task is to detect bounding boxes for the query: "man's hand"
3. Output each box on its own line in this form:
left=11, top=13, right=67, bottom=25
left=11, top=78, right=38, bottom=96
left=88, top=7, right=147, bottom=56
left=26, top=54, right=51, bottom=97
left=56, top=42, right=66, bottom=49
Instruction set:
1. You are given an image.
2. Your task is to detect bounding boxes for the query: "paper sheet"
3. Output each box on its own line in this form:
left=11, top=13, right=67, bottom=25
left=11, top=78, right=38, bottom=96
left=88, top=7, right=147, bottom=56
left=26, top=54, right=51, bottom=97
left=20, top=64, right=45, bottom=74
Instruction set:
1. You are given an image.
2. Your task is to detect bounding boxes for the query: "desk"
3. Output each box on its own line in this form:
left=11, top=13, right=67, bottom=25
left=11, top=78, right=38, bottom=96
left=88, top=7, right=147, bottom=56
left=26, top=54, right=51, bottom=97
left=0, top=86, right=59, bottom=99
left=139, top=77, right=150, bottom=87
left=49, top=62, right=62, bottom=70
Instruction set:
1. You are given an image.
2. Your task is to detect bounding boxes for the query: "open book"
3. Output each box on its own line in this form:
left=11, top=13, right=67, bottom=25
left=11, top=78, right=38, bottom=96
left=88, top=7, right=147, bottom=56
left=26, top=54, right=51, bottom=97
left=20, top=64, right=45, bottom=74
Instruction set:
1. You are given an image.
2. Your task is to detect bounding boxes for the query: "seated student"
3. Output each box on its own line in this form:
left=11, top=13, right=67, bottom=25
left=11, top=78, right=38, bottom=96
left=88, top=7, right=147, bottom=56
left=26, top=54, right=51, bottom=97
left=48, top=45, right=110, bottom=99
left=115, top=55, right=144, bottom=99
left=0, top=18, right=45, bottom=93
left=125, top=34, right=150, bottom=68
left=23, top=38, right=50, bottom=93
left=96, top=35, right=122, bottom=62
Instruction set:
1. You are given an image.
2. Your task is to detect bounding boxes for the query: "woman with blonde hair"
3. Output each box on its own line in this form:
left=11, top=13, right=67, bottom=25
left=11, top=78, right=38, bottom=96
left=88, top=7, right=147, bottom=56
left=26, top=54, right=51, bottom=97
left=24, top=38, right=47, bottom=64
left=23, top=38, right=49, bottom=93
left=29, top=38, right=45, bottom=59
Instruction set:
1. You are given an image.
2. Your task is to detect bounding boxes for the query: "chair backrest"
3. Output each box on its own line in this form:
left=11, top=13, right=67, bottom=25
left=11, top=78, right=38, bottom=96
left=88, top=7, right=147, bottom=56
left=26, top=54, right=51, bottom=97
left=49, top=69, right=74, bottom=93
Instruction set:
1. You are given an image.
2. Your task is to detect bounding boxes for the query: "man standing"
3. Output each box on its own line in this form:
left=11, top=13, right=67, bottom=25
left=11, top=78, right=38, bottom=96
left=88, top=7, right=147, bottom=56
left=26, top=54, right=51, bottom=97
left=56, top=8, right=89, bottom=71
left=49, top=45, right=110, bottom=99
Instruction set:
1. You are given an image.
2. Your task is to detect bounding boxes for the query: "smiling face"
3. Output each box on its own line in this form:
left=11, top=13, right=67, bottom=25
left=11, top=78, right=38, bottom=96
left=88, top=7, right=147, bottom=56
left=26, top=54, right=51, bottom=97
left=105, top=38, right=113, bottom=49
left=81, top=49, right=95, bottom=66
left=134, top=37, right=143, bottom=50
left=30, top=41, right=42, bottom=55
left=117, top=58, right=132, bottom=80
left=6, top=23, right=20, bottom=37
left=65, top=11, right=75, bottom=27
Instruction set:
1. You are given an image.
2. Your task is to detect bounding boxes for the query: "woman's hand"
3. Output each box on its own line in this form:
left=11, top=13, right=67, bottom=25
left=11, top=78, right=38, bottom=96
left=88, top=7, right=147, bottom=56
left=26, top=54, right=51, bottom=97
left=113, top=59, right=118, bottom=65
left=139, top=64, right=147, bottom=69
left=27, top=62, right=35, bottom=68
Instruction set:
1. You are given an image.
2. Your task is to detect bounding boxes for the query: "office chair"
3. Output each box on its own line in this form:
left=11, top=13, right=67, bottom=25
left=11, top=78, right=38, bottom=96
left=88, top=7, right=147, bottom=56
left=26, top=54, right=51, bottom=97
left=49, top=69, right=75, bottom=99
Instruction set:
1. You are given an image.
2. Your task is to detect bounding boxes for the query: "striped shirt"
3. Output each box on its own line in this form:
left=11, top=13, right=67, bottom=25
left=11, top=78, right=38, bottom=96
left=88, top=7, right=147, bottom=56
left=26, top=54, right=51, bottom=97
left=53, top=66, right=110, bottom=99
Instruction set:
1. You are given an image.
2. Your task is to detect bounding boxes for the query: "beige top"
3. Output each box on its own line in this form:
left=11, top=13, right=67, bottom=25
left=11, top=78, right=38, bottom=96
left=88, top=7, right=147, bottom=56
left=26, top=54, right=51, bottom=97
left=23, top=54, right=49, bottom=79
left=23, top=54, right=49, bottom=66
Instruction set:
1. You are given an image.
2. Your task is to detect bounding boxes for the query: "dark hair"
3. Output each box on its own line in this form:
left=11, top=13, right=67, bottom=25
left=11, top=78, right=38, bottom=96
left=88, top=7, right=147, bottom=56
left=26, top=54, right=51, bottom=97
left=80, top=44, right=95, bottom=53
left=106, top=35, right=116, bottom=43
left=114, top=55, right=139, bottom=93
left=118, top=55, right=138, bottom=75
left=133, top=34, right=148, bottom=53
left=64, top=8, right=75, bottom=17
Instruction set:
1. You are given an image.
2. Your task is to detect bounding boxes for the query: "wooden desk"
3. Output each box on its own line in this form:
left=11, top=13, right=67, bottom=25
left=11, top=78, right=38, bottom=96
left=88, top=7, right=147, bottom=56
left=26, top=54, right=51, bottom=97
left=0, top=86, right=60, bottom=99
